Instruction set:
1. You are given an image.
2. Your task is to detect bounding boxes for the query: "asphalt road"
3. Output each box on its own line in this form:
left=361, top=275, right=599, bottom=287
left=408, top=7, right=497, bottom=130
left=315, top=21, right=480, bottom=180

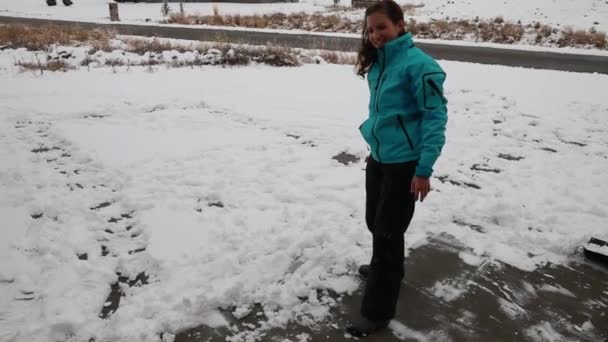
left=1, top=15, right=608, bottom=74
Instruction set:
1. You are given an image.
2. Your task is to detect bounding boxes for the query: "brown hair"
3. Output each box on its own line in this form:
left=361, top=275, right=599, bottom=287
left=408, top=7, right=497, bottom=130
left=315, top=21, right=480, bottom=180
left=355, top=0, right=405, bottom=77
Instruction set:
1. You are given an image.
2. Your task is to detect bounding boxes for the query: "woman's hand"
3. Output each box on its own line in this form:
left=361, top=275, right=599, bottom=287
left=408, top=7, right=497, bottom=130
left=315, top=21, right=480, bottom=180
left=411, top=176, right=431, bottom=202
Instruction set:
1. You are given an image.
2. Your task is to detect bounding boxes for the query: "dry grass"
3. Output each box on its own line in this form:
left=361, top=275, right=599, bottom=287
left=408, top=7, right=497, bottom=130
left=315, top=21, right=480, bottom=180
left=326, top=3, right=423, bottom=14
left=105, top=39, right=301, bottom=67
left=558, top=27, right=607, bottom=49
left=233, top=45, right=300, bottom=66
left=165, top=12, right=361, bottom=33
left=166, top=13, right=192, bottom=25
left=533, top=23, right=554, bottom=43
left=125, top=38, right=188, bottom=54
left=105, top=58, right=127, bottom=67
left=80, top=55, right=95, bottom=66
left=0, top=24, right=112, bottom=51
left=165, top=12, right=607, bottom=49
left=16, top=58, right=74, bottom=73
left=408, top=19, right=476, bottom=40
left=6, top=18, right=606, bottom=73
left=409, top=17, right=527, bottom=43
left=316, top=50, right=356, bottom=64
left=2, top=24, right=352, bottom=72
left=119, top=38, right=290, bottom=66
left=478, top=21, right=525, bottom=44
left=169, top=12, right=538, bottom=44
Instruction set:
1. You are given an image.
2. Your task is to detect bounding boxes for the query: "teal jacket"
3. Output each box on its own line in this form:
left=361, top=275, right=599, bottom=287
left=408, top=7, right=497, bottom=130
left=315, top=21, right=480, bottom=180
left=359, top=32, right=448, bottom=177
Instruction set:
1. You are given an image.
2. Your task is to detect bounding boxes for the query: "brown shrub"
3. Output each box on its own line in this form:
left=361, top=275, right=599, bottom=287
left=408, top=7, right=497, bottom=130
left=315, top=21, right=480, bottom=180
left=558, top=27, right=607, bottom=48
left=496, top=23, right=525, bottom=43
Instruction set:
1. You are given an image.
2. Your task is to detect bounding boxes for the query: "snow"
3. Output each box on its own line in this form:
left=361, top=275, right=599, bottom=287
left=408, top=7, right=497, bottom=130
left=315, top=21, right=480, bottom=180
left=0, top=208, right=28, bottom=281
left=458, top=251, right=485, bottom=266
left=0, top=46, right=607, bottom=341
left=521, top=281, right=537, bottom=296
left=431, top=281, right=466, bottom=302
left=389, top=320, right=451, bottom=342
left=525, top=322, right=566, bottom=342
left=409, top=0, right=608, bottom=33
left=0, top=0, right=326, bottom=23
left=538, top=284, right=577, bottom=298
left=498, top=298, right=527, bottom=320
left=579, top=320, right=595, bottom=334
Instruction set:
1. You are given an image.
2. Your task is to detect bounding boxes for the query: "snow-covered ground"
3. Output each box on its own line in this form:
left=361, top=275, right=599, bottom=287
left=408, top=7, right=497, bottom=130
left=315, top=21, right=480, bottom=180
left=411, top=0, right=608, bottom=33
left=0, top=0, right=326, bottom=23
left=1, top=42, right=607, bottom=341
left=1, top=0, right=607, bottom=35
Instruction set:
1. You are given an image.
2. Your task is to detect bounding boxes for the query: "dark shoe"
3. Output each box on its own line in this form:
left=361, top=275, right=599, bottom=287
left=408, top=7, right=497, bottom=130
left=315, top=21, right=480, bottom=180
left=358, top=264, right=370, bottom=278
left=62, top=0, right=73, bottom=6
left=346, top=316, right=389, bottom=337
left=47, top=0, right=57, bottom=6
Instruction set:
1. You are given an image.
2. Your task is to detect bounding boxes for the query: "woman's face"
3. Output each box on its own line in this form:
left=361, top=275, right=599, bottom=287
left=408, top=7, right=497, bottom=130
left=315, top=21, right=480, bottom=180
left=366, top=12, right=405, bottom=48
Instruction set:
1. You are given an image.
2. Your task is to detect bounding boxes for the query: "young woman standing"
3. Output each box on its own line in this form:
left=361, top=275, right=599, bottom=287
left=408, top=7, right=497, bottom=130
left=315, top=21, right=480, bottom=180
left=347, top=0, right=449, bottom=336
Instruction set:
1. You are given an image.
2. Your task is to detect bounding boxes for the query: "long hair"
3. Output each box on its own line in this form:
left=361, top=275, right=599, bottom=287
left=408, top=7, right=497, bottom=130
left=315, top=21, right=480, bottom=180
left=355, top=0, right=405, bottom=77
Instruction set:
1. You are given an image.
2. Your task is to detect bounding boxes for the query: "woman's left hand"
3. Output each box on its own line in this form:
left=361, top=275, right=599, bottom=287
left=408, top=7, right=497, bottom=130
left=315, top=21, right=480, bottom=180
left=411, top=176, right=431, bottom=202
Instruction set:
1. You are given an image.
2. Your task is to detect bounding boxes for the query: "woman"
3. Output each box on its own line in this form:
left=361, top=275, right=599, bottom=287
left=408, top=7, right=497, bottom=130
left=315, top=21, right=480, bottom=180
left=347, top=0, right=448, bottom=337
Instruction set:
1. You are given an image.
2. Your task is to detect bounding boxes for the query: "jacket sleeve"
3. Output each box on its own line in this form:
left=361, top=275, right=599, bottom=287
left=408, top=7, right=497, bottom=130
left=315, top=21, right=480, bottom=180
left=410, top=60, right=448, bottom=178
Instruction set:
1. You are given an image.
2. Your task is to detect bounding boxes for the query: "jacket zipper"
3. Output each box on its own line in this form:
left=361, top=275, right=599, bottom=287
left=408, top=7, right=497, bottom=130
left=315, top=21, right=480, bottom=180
left=426, top=78, right=443, bottom=98
left=372, top=116, right=380, bottom=162
left=372, top=50, right=386, bottom=162
left=397, top=116, right=414, bottom=150
left=374, top=51, right=386, bottom=113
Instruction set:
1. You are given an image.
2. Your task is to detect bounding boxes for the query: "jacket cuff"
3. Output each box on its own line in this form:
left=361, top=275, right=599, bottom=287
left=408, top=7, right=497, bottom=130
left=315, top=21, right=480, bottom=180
left=415, top=164, right=433, bottom=178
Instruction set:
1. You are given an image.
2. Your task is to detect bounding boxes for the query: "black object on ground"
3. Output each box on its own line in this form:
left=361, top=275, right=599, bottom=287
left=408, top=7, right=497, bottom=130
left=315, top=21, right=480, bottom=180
left=46, top=0, right=57, bottom=6
left=583, top=237, right=608, bottom=265
left=359, top=264, right=370, bottom=278
left=346, top=317, right=389, bottom=337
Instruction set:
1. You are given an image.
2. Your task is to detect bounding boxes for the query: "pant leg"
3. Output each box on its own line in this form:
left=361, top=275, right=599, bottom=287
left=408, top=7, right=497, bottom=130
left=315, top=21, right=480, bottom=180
left=365, top=156, right=383, bottom=234
left=361, top=160, right=417, bottom=321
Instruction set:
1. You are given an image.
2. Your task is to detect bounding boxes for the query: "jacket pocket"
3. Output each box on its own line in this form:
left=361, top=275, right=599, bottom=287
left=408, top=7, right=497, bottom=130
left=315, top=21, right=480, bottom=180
left=359, top=118, right=372, bottom=144
left=397, top=116, right=414, bottom=150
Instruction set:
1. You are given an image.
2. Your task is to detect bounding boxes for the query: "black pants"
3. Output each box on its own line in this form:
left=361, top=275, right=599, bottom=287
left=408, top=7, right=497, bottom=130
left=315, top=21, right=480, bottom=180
left=361, top=157, right=416, bottom=321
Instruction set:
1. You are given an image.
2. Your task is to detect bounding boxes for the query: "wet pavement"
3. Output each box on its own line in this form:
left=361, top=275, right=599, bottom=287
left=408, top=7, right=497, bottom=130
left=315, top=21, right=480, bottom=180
left=175, top=234, right=608, bottom=342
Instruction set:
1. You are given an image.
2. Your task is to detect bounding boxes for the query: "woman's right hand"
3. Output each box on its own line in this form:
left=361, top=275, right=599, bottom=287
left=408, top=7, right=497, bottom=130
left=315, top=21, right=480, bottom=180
left=411, top=176, right=431, bottom=202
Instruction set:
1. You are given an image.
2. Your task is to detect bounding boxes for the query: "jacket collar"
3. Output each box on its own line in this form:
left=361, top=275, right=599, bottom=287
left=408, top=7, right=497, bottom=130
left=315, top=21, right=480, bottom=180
left=377, top=32, right=414, bottom=67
